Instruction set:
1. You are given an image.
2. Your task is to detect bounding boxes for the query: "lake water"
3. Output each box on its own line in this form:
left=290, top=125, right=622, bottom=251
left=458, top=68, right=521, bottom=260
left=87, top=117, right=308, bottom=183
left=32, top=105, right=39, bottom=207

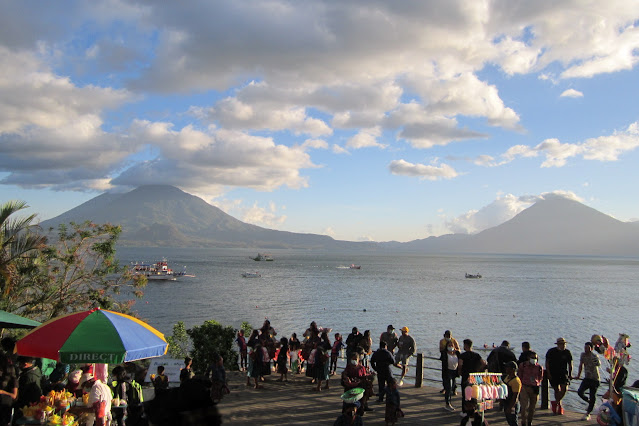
left=116, top=247, right=639, bottom=405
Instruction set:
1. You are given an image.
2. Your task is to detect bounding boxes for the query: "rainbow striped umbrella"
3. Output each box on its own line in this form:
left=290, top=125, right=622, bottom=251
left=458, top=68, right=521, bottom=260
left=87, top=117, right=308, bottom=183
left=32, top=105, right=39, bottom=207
left=16, top=308, right=168, bottom=364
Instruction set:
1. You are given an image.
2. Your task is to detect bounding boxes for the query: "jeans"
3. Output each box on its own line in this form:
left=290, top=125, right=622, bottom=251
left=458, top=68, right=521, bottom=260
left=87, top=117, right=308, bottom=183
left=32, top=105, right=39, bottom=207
left=578, top=378, right=599, bottom=414
left=504, top=402, right=520, bottom=426
left=377, top=374, right=390, bottom=401
left=519, top=384, right=539, bottom=425
left=443, top=369, right=458, bottom=404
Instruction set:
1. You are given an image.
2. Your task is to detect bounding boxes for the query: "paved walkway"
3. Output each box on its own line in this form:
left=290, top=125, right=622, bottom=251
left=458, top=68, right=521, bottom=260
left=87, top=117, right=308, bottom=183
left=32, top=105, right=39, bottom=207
left=216, top=371, right=592, bottom=425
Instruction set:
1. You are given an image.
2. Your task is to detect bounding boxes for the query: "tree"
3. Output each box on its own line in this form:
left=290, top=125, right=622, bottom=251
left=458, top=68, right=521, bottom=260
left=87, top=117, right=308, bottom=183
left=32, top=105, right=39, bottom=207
left=2, top=220, right=146, bottom=321
left=0, top=200, right=47, bottom=305
left=166, top=321, right=190, bottom=360
left=187, top=320, right=237, bottom=373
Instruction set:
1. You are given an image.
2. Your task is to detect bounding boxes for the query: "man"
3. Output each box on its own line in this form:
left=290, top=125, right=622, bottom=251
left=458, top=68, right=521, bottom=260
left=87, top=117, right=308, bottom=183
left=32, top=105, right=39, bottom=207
left=380, top=325, right=399, bottom=354
left=458, top=339, right=486, bottom=414
left=545, top=337, right=572, bottom=415
left=518, top=351, right=543, bottom=426
left=574, top=341, right=601, bottom=420
left=439, top=330, right=460, bottom=394
left=395, top=326, right=415, bottom=386
left=345, top=327, right=362, bottom=358
left=518, top=341, right=532, bottom=365
left=16, top=356, right=42, bottom=409
left=487, top=340, right=517, bottom=376
left=503, top=361, right=521, bottom=426
left=370, top=340, right=397, bottom=402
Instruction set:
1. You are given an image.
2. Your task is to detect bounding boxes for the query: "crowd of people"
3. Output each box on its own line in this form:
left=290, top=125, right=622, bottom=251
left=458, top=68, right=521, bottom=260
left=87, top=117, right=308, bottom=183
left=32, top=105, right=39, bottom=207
left=228, top=321, right=635, bottom=426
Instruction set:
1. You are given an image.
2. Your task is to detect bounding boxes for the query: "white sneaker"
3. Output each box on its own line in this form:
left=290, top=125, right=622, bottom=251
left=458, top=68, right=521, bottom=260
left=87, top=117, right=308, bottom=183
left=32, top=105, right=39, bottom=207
left=584, top=413, right=591, bottom=420
left=398, top=379, right=404, bottom=387
left=444, top=404, right=455, bottom=411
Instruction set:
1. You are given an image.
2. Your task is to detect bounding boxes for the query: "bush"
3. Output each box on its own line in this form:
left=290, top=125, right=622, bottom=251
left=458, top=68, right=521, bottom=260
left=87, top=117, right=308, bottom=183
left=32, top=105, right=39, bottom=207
left=187, top=320, right=237, bottom=373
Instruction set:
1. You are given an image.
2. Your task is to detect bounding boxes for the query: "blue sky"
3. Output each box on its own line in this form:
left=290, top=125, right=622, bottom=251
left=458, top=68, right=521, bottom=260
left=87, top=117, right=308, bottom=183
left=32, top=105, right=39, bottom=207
left=1, top=1, right=639, bottom=242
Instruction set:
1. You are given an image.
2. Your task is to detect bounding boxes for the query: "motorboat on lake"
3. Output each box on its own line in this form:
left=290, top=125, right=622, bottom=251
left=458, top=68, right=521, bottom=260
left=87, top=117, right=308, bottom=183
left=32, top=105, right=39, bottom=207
left=242, top=271, right=262, bottom=278
left=349, top=264, right=361, bottom=269
left=130, top=259, right=189, bottom=281
left=251, top=253, right=274, bottom=261
left=465, top=273, right=482, bottom=279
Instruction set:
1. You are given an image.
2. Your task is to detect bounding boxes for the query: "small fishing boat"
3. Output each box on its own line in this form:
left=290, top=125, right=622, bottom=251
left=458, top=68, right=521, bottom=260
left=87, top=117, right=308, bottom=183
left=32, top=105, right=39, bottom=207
left=242, top=271, right=262, bottom=278
left=349, top=264, right=361, bottom=269
left=465, top=273, right=482, bottom=279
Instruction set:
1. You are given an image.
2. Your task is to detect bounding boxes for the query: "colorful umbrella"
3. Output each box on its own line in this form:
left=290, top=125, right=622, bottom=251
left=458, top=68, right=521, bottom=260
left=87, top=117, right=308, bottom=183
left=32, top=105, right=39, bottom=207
left=16, top=308, right=168, bottom=364
left=0, top=310, right=41, bottom=329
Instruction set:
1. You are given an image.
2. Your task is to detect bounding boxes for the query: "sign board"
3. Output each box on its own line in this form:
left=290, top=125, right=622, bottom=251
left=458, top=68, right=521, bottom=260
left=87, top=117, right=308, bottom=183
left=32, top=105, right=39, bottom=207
left=145, top=358, right=184, bottom=385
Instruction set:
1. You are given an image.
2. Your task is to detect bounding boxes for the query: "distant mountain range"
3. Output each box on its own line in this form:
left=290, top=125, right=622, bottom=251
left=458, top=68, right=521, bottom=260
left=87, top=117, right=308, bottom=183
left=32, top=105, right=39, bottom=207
left=40, top=185, right=639, bottom=256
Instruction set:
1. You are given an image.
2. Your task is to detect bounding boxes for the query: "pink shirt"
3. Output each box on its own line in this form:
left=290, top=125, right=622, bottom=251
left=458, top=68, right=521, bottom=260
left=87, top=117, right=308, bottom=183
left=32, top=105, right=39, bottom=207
left=518, top=362, right=543, bottom=387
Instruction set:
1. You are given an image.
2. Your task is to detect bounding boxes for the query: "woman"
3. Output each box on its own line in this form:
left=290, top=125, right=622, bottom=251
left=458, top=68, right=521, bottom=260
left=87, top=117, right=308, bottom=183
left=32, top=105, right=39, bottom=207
left=442, top=342, right=460, bottom=411
left=314, top=331, right=331, bottom=391
left=0, top=353, right=17, bottom=426
left=358, top=330, right=373, bottom=369
left=341, top=353, right=375, bottom=412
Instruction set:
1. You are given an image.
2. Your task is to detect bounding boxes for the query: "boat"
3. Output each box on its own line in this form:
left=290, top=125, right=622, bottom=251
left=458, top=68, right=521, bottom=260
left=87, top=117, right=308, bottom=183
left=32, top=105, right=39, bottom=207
left=242, top=272, right=262, bottom=278
left=251, top=253, right=274, bottom=261
left=465, top=273, right=482, bottom=279
left=349, top=264, right=361, bottom=269
left=130, top=259, right=189, bottom=281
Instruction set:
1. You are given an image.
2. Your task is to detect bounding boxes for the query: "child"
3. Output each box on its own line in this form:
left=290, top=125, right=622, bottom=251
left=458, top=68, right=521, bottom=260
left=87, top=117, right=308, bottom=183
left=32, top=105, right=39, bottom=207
left=460, top=399, right=489, bottom=426
left=289, top=333, right=301, bottom=374
left=276, top=337, right=289, bottom=382
left=209, top=354, right=229, bottom=403
left=331, top=333, right=346, bottom=375
left=385, top=377, right=401, bottom=426
left=236, top=329, right=248, bottom=371
left=151, top=365, right=169, bottom=394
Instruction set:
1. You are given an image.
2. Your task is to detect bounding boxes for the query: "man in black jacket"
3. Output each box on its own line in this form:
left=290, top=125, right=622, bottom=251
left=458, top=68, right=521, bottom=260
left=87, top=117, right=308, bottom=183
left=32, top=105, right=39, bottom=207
left=370, top=341, right=398, bottom=402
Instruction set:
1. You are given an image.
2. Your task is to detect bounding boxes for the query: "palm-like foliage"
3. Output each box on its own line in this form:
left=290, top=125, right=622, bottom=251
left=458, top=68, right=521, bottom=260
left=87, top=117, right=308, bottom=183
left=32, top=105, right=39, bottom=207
left=0, top=201, right=47, bottom=300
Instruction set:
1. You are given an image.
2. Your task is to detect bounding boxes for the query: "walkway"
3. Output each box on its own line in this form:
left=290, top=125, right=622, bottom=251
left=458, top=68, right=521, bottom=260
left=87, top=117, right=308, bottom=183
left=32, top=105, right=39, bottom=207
left=216, top=371, right=592, bottom=425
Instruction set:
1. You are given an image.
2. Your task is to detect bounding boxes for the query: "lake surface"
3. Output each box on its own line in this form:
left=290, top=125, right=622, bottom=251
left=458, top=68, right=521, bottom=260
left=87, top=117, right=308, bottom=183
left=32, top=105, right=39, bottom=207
left=116, top=247, right=639, bottom=395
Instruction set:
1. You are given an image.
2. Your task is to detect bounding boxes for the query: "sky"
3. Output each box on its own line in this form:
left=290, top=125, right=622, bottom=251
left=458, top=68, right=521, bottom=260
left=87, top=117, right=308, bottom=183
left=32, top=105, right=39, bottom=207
left=1, top=1, right=639, bottom=243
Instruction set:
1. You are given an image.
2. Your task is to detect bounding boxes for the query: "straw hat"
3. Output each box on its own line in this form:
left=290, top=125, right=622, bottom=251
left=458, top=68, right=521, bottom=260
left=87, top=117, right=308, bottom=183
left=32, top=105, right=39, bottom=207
left=556, top=337, right=567, bottom=344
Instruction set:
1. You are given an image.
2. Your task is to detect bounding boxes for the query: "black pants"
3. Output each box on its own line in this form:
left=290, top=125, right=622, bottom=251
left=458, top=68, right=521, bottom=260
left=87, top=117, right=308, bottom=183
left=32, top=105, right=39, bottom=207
left=443, top=369, right=458, bottom=404
left=377, top=374, right=390, bottom=401
left=578, top=378, right=599, bottom=414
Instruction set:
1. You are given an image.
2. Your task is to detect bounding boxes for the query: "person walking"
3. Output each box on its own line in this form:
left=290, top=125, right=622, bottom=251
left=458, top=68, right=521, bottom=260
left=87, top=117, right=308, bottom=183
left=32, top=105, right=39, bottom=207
left=370, top=341, right=397, bottom=403
left=487, top=340, right=516, bottom=376
left=518, top=351, right=543, bottom=426
left=442, top=342, right=460, bottom=411
left=545, top=337, right=572, bottom=415
left=574, top=341, right=601, bottom=421
left=503, top=361, right=521, bottom=426
left=395, top=327, right=415, bottom=386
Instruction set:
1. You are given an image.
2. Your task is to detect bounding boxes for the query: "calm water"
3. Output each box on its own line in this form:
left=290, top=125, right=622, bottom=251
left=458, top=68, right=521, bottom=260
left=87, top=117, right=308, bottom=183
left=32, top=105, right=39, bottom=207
left=116, top=247, right=639, bottom=389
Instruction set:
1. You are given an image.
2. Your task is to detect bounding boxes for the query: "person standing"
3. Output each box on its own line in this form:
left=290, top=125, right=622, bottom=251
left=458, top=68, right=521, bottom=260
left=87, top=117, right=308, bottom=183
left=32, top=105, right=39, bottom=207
left=574, top=341, right=601, bottom=421
left=236, top=329, right=248, bottom=372
left=395, top=327, right=415, bottom=386
left=345, top=327, right=362, bottom=359
left=518, top=341, right=532, bottom=365
left=487, top=340, right=517, bottom=376
left=380, top=325, right=399, bottom=354
left=442, top=342, right=460, bottom=411
left=518, top=351, right=543, bottom=426
left=545, top=337, right=573, bottom=415
left=503, top=361, right=522, bottom=426
left=458, top=339, right=486, bottom=415
left=16, top=356, right=42, bottom=410
left=0, top=353, right=17, bottom=426
left=439, top=330, right=460, bottom=394
left=371, top=341, right=397, bottom=403
left=179, top=356, right=194, bottom=384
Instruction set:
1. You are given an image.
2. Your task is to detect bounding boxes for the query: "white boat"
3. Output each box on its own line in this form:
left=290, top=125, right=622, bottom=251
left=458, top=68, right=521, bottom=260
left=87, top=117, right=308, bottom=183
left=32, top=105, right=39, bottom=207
left=251, top=253, right=274, bottom=261
left=130, top=259, right=189, bottom=281
left=242, top=271, right=262, bottom=278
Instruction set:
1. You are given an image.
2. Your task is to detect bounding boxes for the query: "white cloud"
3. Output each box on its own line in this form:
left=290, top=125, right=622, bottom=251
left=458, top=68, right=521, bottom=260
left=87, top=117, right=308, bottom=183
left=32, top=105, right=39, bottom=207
left=560, top=89, right=584, bottom=98
left=492, top=122, right=639, bottom=167
left=444, top=191, right=583, bottom=234
left=241, top=201, right=287, bottom=228
left=388, top=159, right=459, bottom=181
left=346, top=127, right=385, bottom=149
